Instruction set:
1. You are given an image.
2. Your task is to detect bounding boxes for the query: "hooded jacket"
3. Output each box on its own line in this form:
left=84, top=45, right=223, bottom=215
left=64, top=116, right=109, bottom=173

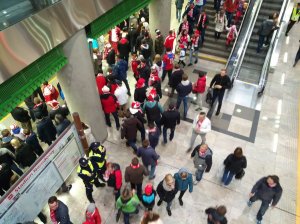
left=114, top=59, right=128, bottom=80
left=141, top=44, right=151, bottom=60
left=156, top=180, right=178, bottom=202
left=125, top=163, right=148, bottom=184
left=258, top=19, right=275, bottom=36
left=116, top=194, right=140, bottom=213
left=143, top=101, right=163, bottom=122
left=223, top=153, right=247, bottom=174
left=191, top=146, right=213, bottom=172
left=100, top=94, right=118, bottom=114
left=174, top=168, right=193, bottom=192
left=193, top=75, right=206, bottom=93
left=176, top=80, right=192, bottom=97
left=83, top=204, right=101, bottom=224
left=251, top=177, right=283, bottom=205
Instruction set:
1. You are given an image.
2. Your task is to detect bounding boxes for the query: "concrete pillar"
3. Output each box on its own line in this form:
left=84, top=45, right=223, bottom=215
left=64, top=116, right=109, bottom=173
left=58, top=29, right=107, bottom=143
left=149, top=0, right=172, bottom=39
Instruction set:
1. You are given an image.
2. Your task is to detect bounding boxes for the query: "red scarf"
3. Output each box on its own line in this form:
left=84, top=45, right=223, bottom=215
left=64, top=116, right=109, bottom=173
left=50, top=209, right=57, bottom=224
left=130, top=163, right=140, bottom=169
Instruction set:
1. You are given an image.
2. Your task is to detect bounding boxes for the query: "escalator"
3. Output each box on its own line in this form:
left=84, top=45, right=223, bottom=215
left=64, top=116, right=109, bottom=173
left=237, top=0, right=284, bottom=84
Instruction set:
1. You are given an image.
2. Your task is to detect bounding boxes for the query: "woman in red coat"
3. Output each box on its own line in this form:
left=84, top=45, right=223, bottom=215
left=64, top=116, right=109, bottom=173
left=100, top=86, right=120, bottom=129
left=192, top=72, right=206, bottom=111
left=83, top=203, right=101, bottom=224
left=104, top=162, right=123, bottom=201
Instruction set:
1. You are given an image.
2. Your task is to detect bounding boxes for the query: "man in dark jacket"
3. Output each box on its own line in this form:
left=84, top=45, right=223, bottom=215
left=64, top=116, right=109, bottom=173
left=137, top=140, right=160, bottom=180
left=130, top=101, right=146, bottom=141
left=114, top=56, right=131, bottom=96
left=36, top=116, right=57, bottom=146
left=11, top=107, right=32, bottom=130
left=257, top=15, right=276, bottom=53
left=209, top=68, right=231, bottom=116
left=33, top=97, right=48, bottom=119
left=0, top=162, right=14, bottom=196
left=161, top=104, right=180, bottom=144
left=154, top=29, right=164, bottom=55
left=48, top=196, right=72, bottom=224
left=127, top=24, right=138, bottom=53
left=147, top=122, right=160, bottom=150
left=248, top=175, right=283, bottom=224
left=0, top=147, right=23, bottom=176
left=205, top=205, right=228, bottom=224
left=54, top=114, right=71, bottom=136
left=23, top=129, right=44, bottom=156
left=176, top=73, right=192, bottom=119
left=169, top=64, right=184, bottom=97
left=121, top=111, right=142, bottom=153
left=175, top=0, right=185, bottom=22
left=106, top=44, right=116, bottom=67
left=137, top=59, right=151, bottom=85
left=118, top=33, right=130, bottom=62
left=140, top=40, right=152, bottom=66
left=125, top=157, right=148, bottom=199
left=134, top=78, right=147, bottom=106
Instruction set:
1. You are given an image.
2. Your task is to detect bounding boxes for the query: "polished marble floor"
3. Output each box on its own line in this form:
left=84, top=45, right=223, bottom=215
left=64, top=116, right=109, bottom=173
left=34, top=2, right=300, bottom=223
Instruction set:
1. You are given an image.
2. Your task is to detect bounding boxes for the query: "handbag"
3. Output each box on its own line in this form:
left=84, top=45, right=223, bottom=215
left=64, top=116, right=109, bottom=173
left=235, top=169, right=245, bottom=179
left=205, top=88, right=213, bottom=104
left=116, top=208, right=122, bottom=222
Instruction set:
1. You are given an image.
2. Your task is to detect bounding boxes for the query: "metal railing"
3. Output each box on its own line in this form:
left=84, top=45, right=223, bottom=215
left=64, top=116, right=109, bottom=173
left=257, top=0, right=290, bottom=96
left=226, top=0, right=264, bottom=87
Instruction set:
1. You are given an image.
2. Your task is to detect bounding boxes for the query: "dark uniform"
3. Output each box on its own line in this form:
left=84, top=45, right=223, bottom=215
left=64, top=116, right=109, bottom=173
left=88, top=142, right=107, bottom=185
left=77, top=157, right=101, bottom=203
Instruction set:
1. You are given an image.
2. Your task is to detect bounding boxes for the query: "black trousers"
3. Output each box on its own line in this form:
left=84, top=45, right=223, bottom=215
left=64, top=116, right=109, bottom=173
left=211, top=90, right=225, bottom=113
left=131, top=183, right=142, bottom=199
left=162, top=69, right=172, bottom=83
left=178, top=190, right=187, bottom=200
left=285, top=20, right=296, bottom=35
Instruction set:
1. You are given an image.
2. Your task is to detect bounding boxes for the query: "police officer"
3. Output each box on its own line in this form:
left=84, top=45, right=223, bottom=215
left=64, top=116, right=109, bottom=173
left=88, top=142, right=107, bottom=185
left=77, top=157, right=101, bottom=203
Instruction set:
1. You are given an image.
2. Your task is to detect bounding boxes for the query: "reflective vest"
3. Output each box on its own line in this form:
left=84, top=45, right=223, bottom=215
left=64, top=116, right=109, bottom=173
left=77, top=160, right=94, bottom=183
left=88, top=145, right=107, bottom=169
left=291, top=7, right=300, bottom=21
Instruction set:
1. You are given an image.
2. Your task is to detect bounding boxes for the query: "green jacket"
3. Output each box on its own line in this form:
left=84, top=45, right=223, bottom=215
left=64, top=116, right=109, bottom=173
left=116, top=194, right=140, bottom=213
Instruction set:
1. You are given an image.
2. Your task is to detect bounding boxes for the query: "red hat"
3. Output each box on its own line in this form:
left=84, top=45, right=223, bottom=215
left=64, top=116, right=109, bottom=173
left=129, top=101, right=141, bottom=114
left=144, top=184, right=153, bottom=195
left=179, top=44, right=185, bottom=49
left=136, top=78, right=145, bottom=88
left=194, top=30, right=200, bottom=35
left=47, top=100, right=59, bottom=108
left=147, top=88, right=157, bottom=101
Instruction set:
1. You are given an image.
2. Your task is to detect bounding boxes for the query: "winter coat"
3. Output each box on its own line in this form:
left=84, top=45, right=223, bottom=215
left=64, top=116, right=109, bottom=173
left=174, top=168, right=193, bottom=192
left=258, top=19, right=275, bottom=36
left=169, top=69, right=184, bottom=88
left=155, top=35, right=164, bottom=55
left=0, top=147, right=15, bottom=167
left=141, top=189, right=157, bottom=210
left=161, top=110, right=180, bottom=129
left=100, top=94, right=118, bottom=114
left=223, top=154, right=247, bottom=174
left=138, top=65, right=151, bottom=83
left=144, top=37, right=154, bottom=55
left=56, top=119, right=71, bottom=136
left=154, top=61, right=163, bottom=78
left=25, top=132, right=44, bottom=156
left=224, top=0, right=239, bottom=13
left=114, top=85, right=128, bottom=105
left=36, top=117, right=57, bottom=144
left=134, top=86, right=147, bottom=104
left=118, top=38, right=130, bottom=58
left=49, top=106, right=69, bottom=120
left=163, top=52, right=175, bottom=71
left=191, top=146, right=213, bottom=172
left=54, top=200, right=72, bottom=224
left=143, top=101, right=163, bottom=122
left=176, top=80, right=192, bottom=97
left=205, top=207, right=228, bottom=224
left=175, top=0, right=185, bottom=9
left=0, top=163, right=13, bottom=195
left=251, top=177, right=283, bottom=205
left=116, top=194, right=140, bottom=213
left=106, top=49, right=116, bottom=65
left=209, top=74, right=231, bottom=93
left=33, top=102, right=48, bottom=119
left=156, top=180, right=178, bottom=203
left=192, top=115, right=211, bottom=135
left=15, top=143, right=37, bottom=168
left=141, top=44, right=151, bottom=60
left=11, top=107, right=31, bottom=122
left=96, top=75, right=107, bottom=95
left=193, top=76, right=206, bottom=93
left=215, top=13, right=227, bottom=32
left=125, top=163, right=148, bottom=184
left=107, top=163, right=122, bottom=190
left=83, top=207, right=101, bottom=224
left=137, top=146, right=160, bottom=166
left=128, top=27, right=138, bottom=49
left=148, top=128, right=160, bottom=149
left=114, top=59, right=128, bottom=80
left=121, top=116, right=142, bottom=140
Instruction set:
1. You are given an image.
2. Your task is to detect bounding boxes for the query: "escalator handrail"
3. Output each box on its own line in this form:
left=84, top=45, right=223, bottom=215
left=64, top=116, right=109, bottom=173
left=257, top=0, right=290, bottom=95
left=226, top=0, right=264, bottom=83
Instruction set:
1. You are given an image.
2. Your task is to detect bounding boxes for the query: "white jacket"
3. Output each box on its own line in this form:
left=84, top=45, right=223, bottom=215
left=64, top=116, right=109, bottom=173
left=114, top=85, right=128, bottom=105
left=215, top=13, right=227, bottom=32
left=192, top=115, right=211, bottom=134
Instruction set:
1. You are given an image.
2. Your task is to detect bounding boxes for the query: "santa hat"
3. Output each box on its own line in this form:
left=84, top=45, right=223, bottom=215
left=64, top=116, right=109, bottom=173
left=129, top=101, right=141, bottom=114
left=136, top=78, right=145, bottom=88
left=179, top=44, right=185, bottom=49
left=10, top=124, right=21, bottom=135
left=105, top=43, right=111, bottom=48
left=138, top=55, right=145, bottom=61
left=147, top=87, right=157, bottom=102
left=122, top=33, right=127, bottom=38
left=141, top=17, right=145, bottom=23
left=102, top=85, right=110, bottom=93
left=151, top=65, right=157, bottom=72
left=47, top=100, right=59, bottom=109
left=144, top=184, right=153, bottom=196
left=155, top=29, right=161, bottom=35
left=194, top=30, right=200, bottom=36
left=150, top=75, right=160, bottom=83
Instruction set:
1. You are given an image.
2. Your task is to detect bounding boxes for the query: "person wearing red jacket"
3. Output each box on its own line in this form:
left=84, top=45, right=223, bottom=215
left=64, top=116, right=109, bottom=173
left=83, top=203, right=102, bottom=224
left=95, top=70, right=106, bottom=95
left=224, top=0, right=239, bottom=27
left=100, top=85, right=120, bottom=130
left=192, top=72, right=207, bottom=111
left=108, top=26, right=121, bottom=53
left=42, top=81, right=59, bottom=102
left=164, top=30, right=176, bottom=52
left=104, top=162, right=122, bottom=201
left=131, top=53, right=139, bottom=81
left=161, top=48, right=175, bottom=83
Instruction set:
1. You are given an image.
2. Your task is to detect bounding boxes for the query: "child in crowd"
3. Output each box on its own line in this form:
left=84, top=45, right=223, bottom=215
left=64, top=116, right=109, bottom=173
left=225, top=24, right=238, bottom=48
left=234, top=0, right=245, bottom=24
left=104, top=162, right=122, bottom=201
left=141, top=183, right=157, bottom=211
left=178, top=44, right=186, bottom=68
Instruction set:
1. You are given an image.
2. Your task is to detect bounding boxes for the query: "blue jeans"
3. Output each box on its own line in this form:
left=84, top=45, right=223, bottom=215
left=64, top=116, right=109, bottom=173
left=127, top=139, right=137, bottom=152
left=123, top=209, right=138, bottom=224
left=222, top=169, right=235, bottom=185
left=257, top=35, right=266, bottom=53
left=250, top=195, right=270, bottom=221
left=146, top=164, right=156, bottom=179
left=225, top=11, right=233, bottom=27
left=189, top=48, right=199, bottom=64
left=195, top=168, right=204, bottom=181
left=176, top=96, right=188, bottom=118
left=176, top=8, right=182, bottom=21
left=163, top=127, right=175, bottom=143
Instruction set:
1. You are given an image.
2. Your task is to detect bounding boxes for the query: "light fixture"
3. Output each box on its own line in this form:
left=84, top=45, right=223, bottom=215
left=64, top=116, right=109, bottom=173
left=236, top=108, right=241, bottom=113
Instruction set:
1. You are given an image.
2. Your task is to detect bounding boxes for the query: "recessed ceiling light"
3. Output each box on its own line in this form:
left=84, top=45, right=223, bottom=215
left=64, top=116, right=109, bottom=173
left=236, top=108, right=241, bottom=113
